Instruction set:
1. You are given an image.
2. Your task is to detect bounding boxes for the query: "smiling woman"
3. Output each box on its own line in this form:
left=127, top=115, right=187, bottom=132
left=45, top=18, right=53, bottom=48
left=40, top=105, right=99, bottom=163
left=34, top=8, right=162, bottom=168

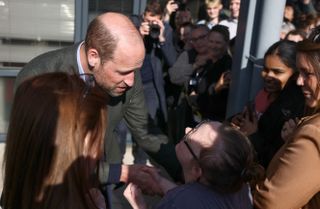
left=231, top=40, right=305, bottom=168
left=254, top=26, right=320, bottom=209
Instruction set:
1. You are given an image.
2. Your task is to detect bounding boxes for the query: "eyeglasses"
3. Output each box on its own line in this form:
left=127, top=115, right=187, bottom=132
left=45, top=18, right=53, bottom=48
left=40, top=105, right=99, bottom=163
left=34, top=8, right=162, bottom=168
left=190, top=34, right=207, bottom=43
left=182, top=120, right=212, bottom=163
left=183, top=139, right=199, bottom=163
left=79, top=73, right=96, bottom=98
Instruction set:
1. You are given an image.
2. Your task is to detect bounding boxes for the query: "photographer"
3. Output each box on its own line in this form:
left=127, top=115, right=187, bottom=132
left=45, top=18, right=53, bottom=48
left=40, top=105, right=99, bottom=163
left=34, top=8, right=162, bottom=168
left=128, top=0, right=177, bottom=161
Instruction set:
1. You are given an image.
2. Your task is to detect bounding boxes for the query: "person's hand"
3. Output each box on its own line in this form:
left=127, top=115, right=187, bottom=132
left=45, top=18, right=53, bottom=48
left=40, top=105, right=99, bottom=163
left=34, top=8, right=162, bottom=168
left=124, top=183, right=147, bottom=209
left=152, top=18, right=166, bottom=42
left=139, top=21, right=150, bottom=37
left=214, top=71, right=231, bottom=93
left=165, top=0, right=179, bottom=17
left=163, top=0, right=179, bottom=22
left=239, top=107, right=258, bottom=136
left=281, top=118, right=299, bottom=141
left=143, top=168, right=178, bottom=194
left=230, top=113, right=244, bottom=129
left=120, top=164, right=163, bottom=196
left=193, top=54, right=210, bottom=69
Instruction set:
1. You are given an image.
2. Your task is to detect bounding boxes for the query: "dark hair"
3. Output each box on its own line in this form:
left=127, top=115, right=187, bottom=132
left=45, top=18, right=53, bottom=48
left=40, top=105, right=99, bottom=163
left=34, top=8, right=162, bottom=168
left=199, top=123, right=264, bottom=193
left=2, top=72, right=108, bottom=209
left=85, top=17, right=117, bottom=63
left=144, top=0, right=163, bottom=16
left=264, top=40, right=298, bottom=73
left=285, top=29, right=307, bottom=40
left=210, top=25, right=230, bottom=43
left=191, top=24, right=210, bottom=34
left=297, top=14, right=317, bottom=31
left=297, top=26, right=320, bottom=112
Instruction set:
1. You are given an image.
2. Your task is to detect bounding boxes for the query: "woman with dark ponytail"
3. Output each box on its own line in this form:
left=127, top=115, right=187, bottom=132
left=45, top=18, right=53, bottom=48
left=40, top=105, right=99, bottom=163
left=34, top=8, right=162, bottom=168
left=124, top=121, right=264, bottom=209
left=254, top=25, right=320, bottom=209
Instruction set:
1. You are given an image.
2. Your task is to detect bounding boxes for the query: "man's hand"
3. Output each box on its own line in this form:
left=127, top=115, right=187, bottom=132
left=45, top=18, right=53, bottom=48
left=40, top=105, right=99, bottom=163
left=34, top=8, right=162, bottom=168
left=163, top=0, right=179, bottom=22
left=120, top=164, right=163, bottom=196
left=152, top=18, right=166, bottom=43
left=124, top=183, right=147, bottom=209
left=139, top=21, right=150, bottom=37
left=166, top=0, right=179, bottom=16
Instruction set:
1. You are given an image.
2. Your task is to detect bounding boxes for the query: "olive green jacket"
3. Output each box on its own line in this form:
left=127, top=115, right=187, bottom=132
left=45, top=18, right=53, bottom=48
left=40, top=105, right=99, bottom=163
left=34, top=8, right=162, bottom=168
left=15, top=43, right=181, bottom=184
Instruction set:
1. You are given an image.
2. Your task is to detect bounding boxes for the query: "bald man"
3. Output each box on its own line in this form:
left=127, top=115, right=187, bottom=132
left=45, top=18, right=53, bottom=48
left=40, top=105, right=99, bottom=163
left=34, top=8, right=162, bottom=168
left=15, top=12, right=181, bottom=200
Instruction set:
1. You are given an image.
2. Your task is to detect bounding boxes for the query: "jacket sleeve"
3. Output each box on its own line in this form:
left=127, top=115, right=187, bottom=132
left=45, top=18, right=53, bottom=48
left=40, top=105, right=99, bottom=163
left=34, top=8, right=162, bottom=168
left=254, top=122, right=320, bottom=209
left=124, top=71, right=182, bottom=180
left=160, top=23, right=177, bottom=67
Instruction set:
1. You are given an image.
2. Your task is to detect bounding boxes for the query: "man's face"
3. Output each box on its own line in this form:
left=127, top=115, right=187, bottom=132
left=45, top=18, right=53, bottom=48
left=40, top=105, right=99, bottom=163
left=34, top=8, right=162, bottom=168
left=143, top=12, right=161, bottom=24
left=93, top=42, right=145, bottom=97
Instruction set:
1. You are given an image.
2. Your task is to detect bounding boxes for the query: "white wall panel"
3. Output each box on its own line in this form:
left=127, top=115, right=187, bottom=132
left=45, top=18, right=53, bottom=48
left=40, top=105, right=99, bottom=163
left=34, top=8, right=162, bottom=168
left=0, top=0, right=74, bottom=41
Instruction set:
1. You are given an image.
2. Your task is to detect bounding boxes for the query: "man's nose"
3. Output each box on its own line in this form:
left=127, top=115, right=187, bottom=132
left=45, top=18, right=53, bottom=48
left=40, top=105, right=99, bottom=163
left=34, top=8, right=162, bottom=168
left=124, top=71, right=135, bottom=87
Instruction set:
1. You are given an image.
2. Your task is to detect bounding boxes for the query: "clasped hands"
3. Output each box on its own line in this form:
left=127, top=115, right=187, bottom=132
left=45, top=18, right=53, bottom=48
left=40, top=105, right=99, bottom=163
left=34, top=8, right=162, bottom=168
left=123, top=164, right=177, bottom=209
left=122, top=164, right=176, bottom=196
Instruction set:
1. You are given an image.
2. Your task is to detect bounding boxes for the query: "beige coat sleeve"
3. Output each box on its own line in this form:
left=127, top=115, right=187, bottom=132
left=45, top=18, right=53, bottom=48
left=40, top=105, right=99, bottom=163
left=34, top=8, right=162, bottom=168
left=254, top=121, right=320, bottom=209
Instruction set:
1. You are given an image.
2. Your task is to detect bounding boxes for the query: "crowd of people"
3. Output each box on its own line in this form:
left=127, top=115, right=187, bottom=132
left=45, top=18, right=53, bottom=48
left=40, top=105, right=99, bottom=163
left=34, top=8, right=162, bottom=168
left=2, top=0, right=320, bottom=209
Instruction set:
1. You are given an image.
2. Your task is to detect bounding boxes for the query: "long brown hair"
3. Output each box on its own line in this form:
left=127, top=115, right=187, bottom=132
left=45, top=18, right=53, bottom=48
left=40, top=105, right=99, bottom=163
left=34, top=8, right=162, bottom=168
left=2, top=72, right=108, bottom=209
left=297, top=26, right=320, bottom=113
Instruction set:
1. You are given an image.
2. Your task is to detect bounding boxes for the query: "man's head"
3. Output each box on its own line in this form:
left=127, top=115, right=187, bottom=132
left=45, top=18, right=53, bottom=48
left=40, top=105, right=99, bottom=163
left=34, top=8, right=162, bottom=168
left=176, top=121, right=260, bottom=193
left=143, top=0, right=163, bottom=23
left=84, top=12, right=145, bottom=97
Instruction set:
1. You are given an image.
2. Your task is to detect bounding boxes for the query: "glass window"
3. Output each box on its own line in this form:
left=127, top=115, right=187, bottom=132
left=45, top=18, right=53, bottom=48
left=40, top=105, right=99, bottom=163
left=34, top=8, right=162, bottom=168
left=0, top=0, right=75, bottom=67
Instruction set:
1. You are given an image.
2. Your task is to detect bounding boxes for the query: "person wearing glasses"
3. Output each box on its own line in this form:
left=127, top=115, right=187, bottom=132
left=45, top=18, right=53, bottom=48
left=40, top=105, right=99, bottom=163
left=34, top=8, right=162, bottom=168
left=253, top=26, right=320, bottom=209
left=124, top=121, right=264, bottom=209
left=167, top=24, right=210, bottom=143
left=14, top=12, right=181, bottom=206
left=169, top=24, right=210, bottom=86
left=2, top=73, right=108, bottom=209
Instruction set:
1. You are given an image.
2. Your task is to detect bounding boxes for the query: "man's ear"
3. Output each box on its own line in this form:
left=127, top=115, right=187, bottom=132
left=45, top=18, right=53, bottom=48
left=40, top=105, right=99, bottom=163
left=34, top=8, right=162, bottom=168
left=191, top=164, right=202, bottom=181
left=87, top=48, right=101, bottom=70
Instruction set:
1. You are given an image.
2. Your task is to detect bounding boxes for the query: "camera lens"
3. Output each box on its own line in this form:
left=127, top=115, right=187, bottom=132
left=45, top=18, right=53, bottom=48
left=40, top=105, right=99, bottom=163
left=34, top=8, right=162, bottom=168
left=149, top=23, right=160, bottom=39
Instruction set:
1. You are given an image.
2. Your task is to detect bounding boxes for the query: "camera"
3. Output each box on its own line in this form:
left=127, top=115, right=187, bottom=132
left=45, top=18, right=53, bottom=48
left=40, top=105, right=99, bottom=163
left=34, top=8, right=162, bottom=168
left=149, top=23, right=160, bottom=39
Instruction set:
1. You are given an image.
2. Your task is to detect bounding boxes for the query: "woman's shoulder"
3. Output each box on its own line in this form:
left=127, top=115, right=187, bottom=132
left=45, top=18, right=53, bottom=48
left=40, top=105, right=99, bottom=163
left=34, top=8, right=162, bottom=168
left=299, top=113, right=320, bottom=127
left=294, top=113, right=320, bottom=145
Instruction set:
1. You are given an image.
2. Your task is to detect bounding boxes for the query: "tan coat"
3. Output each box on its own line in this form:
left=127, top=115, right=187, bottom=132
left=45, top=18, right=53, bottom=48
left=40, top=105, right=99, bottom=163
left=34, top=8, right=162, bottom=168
left=254, top=113, right=320, bottom=209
